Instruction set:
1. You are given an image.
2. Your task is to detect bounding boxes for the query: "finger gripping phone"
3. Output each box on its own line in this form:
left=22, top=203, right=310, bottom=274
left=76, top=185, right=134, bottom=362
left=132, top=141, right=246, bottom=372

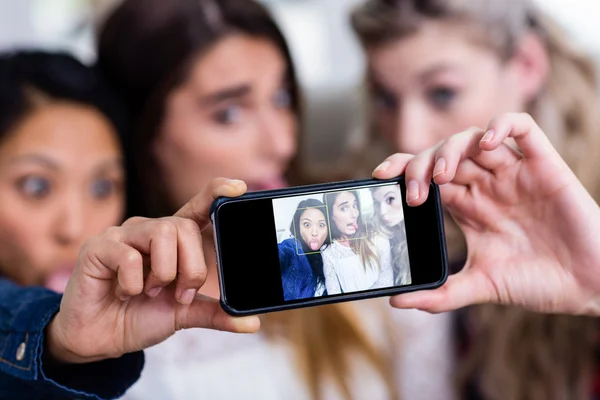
left=211, top=177, right=448, bottom=316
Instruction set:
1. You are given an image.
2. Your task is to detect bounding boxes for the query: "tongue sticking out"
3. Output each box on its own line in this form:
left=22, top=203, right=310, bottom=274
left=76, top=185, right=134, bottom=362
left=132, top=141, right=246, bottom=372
left=351, top=223, right=358, bottom=231
left=309, top=240, right=320, bottom=251
left=44, top=267, right=74, bottom=293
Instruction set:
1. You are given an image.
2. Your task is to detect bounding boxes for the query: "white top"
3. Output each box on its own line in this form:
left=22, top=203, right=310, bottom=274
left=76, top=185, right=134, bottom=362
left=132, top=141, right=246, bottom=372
left=121, top=299, right=456, bottom=400
left=322, top=235, right=393, bottom=295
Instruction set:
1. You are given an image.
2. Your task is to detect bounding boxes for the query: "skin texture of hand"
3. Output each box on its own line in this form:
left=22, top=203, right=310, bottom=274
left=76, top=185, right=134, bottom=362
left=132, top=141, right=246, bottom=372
left=373, top=113, right=600, bottom=316
left=46, top=178, right=260, bottom=364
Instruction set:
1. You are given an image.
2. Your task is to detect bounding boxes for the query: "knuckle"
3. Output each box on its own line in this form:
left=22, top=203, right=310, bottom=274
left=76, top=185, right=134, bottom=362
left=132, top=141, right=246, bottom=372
left=185, top=268, right=207, bottom=284
left=176, top=218, right=201, bottom=236
left=153, top=220, right=178, bottom=239
left=124, top=216, right=147, bottom=226
left=151, top=266, right=176, bottom=282
left=122, top=249, right=142, bottom=268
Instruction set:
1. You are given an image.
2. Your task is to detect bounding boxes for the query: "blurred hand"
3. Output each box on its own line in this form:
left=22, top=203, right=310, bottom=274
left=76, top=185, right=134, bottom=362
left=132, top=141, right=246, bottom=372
left=373, top=113, right=600, bottom=316
left=46, top=178, right=259, bottom=364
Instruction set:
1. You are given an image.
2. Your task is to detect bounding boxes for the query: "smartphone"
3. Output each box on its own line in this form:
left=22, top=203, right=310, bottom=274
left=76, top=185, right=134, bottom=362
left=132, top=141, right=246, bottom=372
left=210, top=177, right=448, bottom=316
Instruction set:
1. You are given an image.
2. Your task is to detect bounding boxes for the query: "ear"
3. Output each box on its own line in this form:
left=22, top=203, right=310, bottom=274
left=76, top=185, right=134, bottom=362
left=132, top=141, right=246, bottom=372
left=508, top=33, right=550, bottom=102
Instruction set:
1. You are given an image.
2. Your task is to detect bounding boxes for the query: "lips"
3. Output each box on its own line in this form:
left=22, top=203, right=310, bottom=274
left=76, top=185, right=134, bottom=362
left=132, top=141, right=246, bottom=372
left=346, top=222, right=358, bottom=233
left=44, top=265, right=75, bottom=293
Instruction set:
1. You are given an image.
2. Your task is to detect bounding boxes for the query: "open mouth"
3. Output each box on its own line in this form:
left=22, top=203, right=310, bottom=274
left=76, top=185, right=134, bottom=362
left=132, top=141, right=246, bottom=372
left=346, top=222, right=358, bottom=233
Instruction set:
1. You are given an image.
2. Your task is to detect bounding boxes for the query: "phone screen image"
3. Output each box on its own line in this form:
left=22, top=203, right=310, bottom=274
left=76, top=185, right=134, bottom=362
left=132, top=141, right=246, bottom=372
left=273, top=184, right=411, bottom=301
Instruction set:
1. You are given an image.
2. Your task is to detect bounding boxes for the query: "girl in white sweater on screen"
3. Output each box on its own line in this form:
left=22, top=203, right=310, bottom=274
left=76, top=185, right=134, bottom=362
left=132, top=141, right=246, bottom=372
left=322, top=190, right=393, bottom=295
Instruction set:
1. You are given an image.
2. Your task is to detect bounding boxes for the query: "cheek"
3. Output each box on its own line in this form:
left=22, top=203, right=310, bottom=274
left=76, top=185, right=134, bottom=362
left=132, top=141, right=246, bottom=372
left=0, top=200, right=49, bottom=282
left=85, top=200, right=124, bottom=237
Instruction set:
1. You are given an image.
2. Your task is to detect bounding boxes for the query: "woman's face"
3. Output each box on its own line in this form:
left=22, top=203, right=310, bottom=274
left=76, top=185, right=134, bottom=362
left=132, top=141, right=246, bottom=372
left=154, top=34, right=297, bottom=209
left=331, top=192, right=360, bottom=238
left=372, top=185, right=403, bottom=227
left=366, top=21, right=534, bottom=154
left=298, top=207, right=328, bottom=251
left=0, top=103, right=124, bottom=292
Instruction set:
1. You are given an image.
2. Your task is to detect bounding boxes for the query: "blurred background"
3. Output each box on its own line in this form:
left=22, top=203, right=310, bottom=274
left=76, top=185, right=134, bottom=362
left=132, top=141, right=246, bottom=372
left=1, top=0, right=599, bottom=165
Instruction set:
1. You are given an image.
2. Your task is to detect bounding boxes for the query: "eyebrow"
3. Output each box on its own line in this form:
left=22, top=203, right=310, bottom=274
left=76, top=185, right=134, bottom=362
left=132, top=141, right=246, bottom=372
left=382, top=191, right=395, bottom=198
left=201, top=84, right=252, bottom=105
left=419, top=64, right=461, bottom=83
left=8, top=155, right=123, bottom=173
left=8, top=154, right=59, bottom=170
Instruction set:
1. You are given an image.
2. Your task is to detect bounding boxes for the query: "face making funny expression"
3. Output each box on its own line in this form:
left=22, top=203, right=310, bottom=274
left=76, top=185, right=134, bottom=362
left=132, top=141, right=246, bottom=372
left=372, top=186, right=404, bottom=228
left=331, top=192, right=360, bottom=239
left=298, top=207, right=328, bottom=251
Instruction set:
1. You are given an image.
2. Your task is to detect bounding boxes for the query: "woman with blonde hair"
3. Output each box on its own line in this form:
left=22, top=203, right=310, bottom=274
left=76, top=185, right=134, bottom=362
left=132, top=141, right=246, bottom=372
left=351, top=0, right=600, bottom=398
left=370, top=185, right=411, bottom=286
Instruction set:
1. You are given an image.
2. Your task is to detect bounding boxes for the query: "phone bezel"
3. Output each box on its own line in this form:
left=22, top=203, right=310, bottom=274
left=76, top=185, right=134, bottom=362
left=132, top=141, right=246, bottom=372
left=211, top=177, right=448, bottom=316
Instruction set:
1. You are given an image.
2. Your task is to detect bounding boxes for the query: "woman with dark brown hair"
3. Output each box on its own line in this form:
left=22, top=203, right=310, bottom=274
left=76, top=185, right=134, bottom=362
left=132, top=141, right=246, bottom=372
left=95, top=0, right=452, bottom=398
left=351, top=0, right=600, bottom=399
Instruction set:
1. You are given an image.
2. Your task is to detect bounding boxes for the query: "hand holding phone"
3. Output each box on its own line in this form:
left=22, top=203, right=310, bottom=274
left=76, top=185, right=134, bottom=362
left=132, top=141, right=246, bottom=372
left=211, top=177, right=448, bottom=316
left=375, top=113, right=600, bottom=316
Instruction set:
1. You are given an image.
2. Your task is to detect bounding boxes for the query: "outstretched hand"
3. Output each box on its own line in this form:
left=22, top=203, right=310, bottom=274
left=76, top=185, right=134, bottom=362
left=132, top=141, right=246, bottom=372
left=374, top=113, right=600, bottom=316
left=47, top=178, right=259, bottom=364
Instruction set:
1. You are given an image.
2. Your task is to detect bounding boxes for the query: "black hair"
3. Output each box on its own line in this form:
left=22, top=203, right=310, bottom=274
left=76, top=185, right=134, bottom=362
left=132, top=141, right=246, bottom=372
left=289, top=198, right=329, bottom=286
left=0, top=50, right=127, bottom=142
left=0, top=50, right=130, bottom=212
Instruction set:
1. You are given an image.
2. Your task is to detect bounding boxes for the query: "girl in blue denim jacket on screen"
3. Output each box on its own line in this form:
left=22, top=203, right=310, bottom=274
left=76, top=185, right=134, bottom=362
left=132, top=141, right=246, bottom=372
left=278, top=199, right=330, bottom=301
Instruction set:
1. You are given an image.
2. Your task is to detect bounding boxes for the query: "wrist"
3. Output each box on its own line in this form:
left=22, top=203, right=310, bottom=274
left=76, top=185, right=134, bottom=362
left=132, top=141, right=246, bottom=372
left=45, top=314, right=96, bottom=364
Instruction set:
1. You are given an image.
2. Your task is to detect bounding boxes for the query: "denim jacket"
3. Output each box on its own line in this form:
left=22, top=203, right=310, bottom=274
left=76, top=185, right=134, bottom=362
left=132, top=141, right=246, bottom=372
left=0, top=278, right=144, bottom=399
left=278, top=238, right=323, bottom=301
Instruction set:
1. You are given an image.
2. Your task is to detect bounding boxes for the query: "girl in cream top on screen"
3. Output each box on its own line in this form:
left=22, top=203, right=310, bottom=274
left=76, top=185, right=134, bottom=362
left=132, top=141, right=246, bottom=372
left=322, top=190, right=393, bottom=294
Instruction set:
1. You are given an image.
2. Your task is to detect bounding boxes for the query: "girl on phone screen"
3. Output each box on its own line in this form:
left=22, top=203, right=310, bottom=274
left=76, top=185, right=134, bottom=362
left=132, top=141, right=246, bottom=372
left=279, top=198, right=330, bottom=300
left=322, top=190, right=393, bottom=294
left=370, top=185, right=411, bottom=286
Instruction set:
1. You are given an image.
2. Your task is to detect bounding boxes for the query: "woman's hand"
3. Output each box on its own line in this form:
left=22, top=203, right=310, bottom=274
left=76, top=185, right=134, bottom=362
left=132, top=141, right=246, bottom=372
left=46, top=178, right=259, bottom=364
left=373, top=113, right=600, bottom=316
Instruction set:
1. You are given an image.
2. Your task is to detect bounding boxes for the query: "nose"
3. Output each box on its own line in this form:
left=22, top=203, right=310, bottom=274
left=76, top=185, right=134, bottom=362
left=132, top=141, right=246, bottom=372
left=394, top=104, right=436, bottom=154
left=380, top=202, right=389, bottom=217
left=54, top=192, right=86, bottom=247
left=311, top=225, right=318, bottom=236
left=259, top=107, right=296, bottom=164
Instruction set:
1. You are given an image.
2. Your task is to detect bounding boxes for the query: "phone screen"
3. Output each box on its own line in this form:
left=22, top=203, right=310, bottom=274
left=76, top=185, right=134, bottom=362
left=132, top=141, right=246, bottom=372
left=273, top=183, right=411, bottom=301
left=213, top=178, right=447, bottom=315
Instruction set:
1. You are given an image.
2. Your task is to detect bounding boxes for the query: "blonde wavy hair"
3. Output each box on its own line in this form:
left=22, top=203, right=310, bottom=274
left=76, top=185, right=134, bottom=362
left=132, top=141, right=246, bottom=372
left=351, top=0, right=600, bottom=399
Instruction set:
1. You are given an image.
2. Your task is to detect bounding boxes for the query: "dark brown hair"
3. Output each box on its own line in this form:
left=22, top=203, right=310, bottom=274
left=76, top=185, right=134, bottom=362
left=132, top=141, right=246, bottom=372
left=96, top=1, right=397, bottom=398
left=96, top=0, right=300, bottom=218
left=352, top=1, right=600, bottom=399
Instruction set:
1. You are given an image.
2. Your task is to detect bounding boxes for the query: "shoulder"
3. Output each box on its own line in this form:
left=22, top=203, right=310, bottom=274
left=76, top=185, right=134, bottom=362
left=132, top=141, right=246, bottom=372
left=371, top=233, right=391, bottom=250
left=278, top=238, right=297, bottom=254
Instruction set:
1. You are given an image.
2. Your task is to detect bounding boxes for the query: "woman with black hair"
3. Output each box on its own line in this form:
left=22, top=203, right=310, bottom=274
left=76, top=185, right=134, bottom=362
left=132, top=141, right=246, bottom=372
left=279, top=198, right=330, bottom=300
left=0, top=50, right=127, bottom=293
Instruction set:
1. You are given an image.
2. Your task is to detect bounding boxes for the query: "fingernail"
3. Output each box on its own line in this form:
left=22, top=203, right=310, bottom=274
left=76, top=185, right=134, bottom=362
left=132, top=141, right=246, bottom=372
left=180, top=288, right=197, bottom=305
left=433, top=158, right=446, bottom=177
left=374, top=160, right=390, bottom=173
left=226, top=179, right=244, bottom=186
left=406, top=180, right=420, bottom=203
left=147, top=287, right=162, bottom=298
left=481, top=130, right=495, bottom=142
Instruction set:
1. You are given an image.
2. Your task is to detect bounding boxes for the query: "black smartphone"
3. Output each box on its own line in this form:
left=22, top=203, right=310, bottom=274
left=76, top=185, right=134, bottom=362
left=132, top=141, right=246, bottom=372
left=210, top=177, right=448, bottom=316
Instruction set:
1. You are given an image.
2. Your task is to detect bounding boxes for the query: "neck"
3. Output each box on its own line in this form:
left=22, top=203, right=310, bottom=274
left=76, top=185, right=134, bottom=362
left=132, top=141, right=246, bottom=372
left=337, top=237, right=351, bottom=247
